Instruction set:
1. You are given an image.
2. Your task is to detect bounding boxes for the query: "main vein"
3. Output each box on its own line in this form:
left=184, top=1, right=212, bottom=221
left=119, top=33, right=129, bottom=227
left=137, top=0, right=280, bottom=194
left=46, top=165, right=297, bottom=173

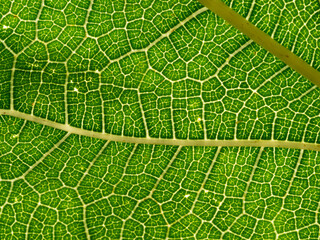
left=1, top=109, right=320, bottom=151
left=197, top=0, right=320, bottom=88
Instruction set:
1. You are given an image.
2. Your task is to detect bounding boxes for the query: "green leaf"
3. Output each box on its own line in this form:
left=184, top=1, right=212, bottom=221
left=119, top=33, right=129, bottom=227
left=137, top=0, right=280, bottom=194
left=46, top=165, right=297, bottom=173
left=0, top=0, right=320, bottom=239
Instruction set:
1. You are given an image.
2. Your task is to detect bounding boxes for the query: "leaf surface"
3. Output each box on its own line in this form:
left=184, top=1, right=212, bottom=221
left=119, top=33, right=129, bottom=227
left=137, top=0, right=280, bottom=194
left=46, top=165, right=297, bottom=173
left=0, top=0, right=320, bottom=239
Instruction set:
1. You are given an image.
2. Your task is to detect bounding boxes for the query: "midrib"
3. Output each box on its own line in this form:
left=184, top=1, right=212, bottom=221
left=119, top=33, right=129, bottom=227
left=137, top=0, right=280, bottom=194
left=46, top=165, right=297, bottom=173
left=1, top=109, right=319, bottom=151
left=197, top=0, right=320, bottom=88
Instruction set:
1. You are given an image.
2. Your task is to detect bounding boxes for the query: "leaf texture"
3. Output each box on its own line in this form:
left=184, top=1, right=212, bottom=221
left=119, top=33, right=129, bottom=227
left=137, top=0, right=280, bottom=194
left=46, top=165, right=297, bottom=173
left=0, top=0, right=320, bottom=239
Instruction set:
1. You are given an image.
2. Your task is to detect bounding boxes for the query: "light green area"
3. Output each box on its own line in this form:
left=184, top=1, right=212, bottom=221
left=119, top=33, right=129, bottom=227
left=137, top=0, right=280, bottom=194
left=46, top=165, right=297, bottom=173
left=0, top=0, right=320, bottom=239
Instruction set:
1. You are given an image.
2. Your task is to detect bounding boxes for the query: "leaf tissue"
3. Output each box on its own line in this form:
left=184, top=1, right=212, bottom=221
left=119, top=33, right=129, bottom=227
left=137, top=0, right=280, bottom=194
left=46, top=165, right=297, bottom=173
left=0, top=0, right=320, bottom=239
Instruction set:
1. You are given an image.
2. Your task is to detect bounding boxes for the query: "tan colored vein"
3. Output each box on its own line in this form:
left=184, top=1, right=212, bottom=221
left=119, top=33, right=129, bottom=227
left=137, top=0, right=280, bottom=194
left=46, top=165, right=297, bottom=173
left=197, top=0, right=320, bottom=87
left=1, top=109, right=320, bottom=151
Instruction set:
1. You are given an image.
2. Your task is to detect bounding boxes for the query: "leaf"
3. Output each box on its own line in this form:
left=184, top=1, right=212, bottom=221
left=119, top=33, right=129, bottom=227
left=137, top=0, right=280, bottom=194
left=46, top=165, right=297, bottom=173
left=0, top=0, right=319, bottom=239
